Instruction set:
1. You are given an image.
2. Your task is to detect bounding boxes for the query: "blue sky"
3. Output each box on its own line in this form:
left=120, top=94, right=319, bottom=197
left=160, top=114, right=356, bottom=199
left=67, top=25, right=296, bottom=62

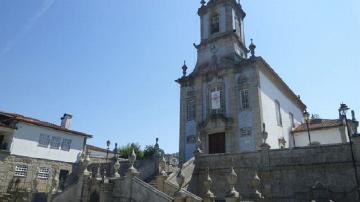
left=0, top=0, right=359, bottom=153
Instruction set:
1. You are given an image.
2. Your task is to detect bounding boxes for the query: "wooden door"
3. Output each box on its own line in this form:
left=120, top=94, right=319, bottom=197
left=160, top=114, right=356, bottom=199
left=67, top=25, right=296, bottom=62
left=208, top=133, right=225, bottom=154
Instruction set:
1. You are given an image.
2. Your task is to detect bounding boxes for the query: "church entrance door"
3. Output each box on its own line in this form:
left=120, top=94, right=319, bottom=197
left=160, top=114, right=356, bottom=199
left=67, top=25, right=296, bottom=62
left=208, top=133, right=225, bottom=154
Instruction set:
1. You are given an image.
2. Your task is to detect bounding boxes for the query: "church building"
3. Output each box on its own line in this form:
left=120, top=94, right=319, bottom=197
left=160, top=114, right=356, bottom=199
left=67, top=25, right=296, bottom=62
left=177, top=0, right=306, bottom=162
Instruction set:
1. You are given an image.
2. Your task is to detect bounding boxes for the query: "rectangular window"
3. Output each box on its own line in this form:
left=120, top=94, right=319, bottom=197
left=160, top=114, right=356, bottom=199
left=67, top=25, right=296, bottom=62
left=38, top=134, right=50, bottom=147
left=61, top=138, right=72, bottom=151
left=50, top=136, right=61, bottom=149
left=186, top=91, right=196, bottom=121
left=14, top=165, right=28, bottom=177
left=275, top=101, right=282, bottom=126
left=239, top=89, right=249, bottom=110
left=240, top=128, right=252, bottom=136
left=37, top=167, right=50, bottom=179
left=289, top=113, right=295, bottom=128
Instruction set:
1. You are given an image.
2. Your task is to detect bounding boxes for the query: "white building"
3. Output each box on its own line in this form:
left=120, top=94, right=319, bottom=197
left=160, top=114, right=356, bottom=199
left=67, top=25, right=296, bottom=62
left=0, top=111, right=92, bottom=194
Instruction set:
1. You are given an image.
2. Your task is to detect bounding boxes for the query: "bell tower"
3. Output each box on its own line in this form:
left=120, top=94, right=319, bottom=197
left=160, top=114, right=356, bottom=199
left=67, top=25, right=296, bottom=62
left=195, top=0, right=247, bottom=66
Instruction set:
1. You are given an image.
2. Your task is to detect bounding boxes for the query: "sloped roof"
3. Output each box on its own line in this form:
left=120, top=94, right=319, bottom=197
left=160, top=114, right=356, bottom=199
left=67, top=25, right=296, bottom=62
left=86, top=144, right=113, bottom=153
left=0, top=111, right=92, bottom=138
left=292, top=119, right=344, bottom=133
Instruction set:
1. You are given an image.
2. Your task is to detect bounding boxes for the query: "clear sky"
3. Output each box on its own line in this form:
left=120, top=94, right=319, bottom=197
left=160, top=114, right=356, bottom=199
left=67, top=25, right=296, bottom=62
left=0, top=0, right=359, bottom=154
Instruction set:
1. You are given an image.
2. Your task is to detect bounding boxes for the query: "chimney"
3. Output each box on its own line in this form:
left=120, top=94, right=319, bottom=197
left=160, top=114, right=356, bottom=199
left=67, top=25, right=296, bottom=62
left=61, top=113, right=73, bottom=129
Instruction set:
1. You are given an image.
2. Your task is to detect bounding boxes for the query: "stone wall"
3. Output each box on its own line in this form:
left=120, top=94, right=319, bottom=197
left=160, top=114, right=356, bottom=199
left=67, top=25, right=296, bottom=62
left=188, top=140, right=360, bottom=201
left=0, top=151, right=75, bottom=195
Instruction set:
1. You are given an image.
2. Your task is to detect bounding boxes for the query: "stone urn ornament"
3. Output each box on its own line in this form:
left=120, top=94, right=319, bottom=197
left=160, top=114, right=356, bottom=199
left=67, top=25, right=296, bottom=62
left=159, top=155, right=167, bottom=176
left=113, top=157, right=121, bottom=178
left=204, top=167, right=215, bottom=198
left=128, top=148, right=139, bottom=176
left=83, top=153, right=91, bottom=176
left=226, top=167, right=240, bottom=198
left=260, top=123, right=271, bottom=150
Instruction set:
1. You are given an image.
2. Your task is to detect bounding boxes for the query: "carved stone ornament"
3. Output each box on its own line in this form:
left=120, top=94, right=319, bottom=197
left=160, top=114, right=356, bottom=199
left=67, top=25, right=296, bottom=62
left=113, top=158, right=120, bottom=178
left=204, top=167, right=215, bottom=198
left=226, top=167, right=240, bottom=198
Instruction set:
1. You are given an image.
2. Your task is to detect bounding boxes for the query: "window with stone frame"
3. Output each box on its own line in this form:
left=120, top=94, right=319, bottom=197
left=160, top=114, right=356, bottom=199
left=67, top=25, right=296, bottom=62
left=14, top=165, right=28, bottom=177
left=50, top=136, right=61, bottom=149
left=37, top=167, right=50, bottom=179
left=240, top=127, right=252, bottom=136
left=38, top=134, right=50, bottom=147
left=208, top=84, right=225, bottom=115
left=61, top=138, right=72, bottom=151
left=275, top=100, right=283, bottom=126
left=186, top=90, right=196, bottom=121
left=210, top=14, right=220, bottom=34
left=239, top=89, right=249, bottom=110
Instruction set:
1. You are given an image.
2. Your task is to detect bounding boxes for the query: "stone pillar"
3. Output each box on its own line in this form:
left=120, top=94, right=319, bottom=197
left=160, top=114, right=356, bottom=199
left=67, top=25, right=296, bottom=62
left=225, top=167, right=241, bottom=202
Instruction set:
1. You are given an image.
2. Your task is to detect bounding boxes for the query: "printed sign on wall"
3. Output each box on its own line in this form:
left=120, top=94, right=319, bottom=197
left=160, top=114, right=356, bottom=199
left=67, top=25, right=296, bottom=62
left=211, top=91, right=221, bottom=110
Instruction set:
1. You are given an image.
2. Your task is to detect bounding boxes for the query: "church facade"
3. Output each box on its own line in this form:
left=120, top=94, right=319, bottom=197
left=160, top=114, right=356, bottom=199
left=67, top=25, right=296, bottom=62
left=177, top=0, right=306, bottom=162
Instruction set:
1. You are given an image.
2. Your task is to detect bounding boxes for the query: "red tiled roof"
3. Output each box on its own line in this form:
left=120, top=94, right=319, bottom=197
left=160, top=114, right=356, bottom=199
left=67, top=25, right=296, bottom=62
left=292, top=119, right=344, bottom=133
left=86, top=144, right=113, bottom=153
left=0, top=111, right=92, bottom=138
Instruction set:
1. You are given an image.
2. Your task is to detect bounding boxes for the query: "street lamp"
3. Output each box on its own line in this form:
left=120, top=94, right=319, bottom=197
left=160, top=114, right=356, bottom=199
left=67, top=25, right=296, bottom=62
left=303, top=109, right=312, bottom=146
left=339, top=103, right=360, bottom=198
left=106, top=140, right=111, bottom=163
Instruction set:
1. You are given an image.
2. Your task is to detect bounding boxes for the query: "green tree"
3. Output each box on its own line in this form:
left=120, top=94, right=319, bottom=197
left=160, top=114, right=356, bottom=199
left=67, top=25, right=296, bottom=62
left=118, top=143, right=144, bottom=159
left=143, top=145, right=164, bottom=159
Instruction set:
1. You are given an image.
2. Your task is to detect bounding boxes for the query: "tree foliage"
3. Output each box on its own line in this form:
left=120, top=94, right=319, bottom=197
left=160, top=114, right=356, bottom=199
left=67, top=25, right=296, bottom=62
left=143, top=145, right=164, bottom=159
left=118, top=143, right=144, bottom=159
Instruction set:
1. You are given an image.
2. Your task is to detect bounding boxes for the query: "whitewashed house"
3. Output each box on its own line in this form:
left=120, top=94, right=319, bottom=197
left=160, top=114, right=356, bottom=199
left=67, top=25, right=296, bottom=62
left=0, top=111, right=92, bottom=195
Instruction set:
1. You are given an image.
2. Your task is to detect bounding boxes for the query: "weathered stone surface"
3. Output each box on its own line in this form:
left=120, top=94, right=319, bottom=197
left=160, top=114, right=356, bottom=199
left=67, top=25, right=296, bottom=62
left=187, top=140, right=360, bottom=201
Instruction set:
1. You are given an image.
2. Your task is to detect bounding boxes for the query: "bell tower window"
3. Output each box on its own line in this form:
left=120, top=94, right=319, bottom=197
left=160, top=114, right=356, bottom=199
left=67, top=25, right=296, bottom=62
left=210, top=14, right=220, bottom=34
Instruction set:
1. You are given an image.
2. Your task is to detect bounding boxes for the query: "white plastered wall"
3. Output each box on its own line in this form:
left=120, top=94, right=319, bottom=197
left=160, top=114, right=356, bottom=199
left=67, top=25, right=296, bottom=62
left=259, top=70, right=303, bottom=149
left=10, top=122, right=86, bottom=163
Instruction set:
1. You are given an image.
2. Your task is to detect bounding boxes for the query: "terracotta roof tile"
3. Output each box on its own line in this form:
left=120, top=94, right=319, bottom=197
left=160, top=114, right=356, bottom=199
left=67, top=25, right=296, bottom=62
left=0, top=111, right=92, bottom=138
left=292, top=119, right=344, bottom=133
left=86, top=144, right=113, bottom=153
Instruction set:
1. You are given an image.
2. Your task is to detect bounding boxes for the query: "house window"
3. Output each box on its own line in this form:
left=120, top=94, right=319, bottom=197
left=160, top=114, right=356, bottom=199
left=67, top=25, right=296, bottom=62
left=37, top=167, right=50, bottom=179
left=240, top=128, right=252, bottom=136
left=239, top=89, right=249, bottom=110
left=38, top=134, right=50, bottom=147
left=186, top=90, right=196, bottom=121
left=50, top=136, right=61, bottom=149
left=14, top=165, right=28, bottom=177
left=61, top=139, right=72, bottom=151
left=275, top=100, right=282, bottom=126
left=289, top=113, right=295, bottom=128
left=210, top=14, right=220, bottom=34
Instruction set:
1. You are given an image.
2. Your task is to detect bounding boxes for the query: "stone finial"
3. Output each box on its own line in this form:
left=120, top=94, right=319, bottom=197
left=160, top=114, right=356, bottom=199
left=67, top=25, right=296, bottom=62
left=113, top=158, right=121, bottom=178
left=174, top=168, right=186, bottom=199
left=352, top=110, right=357, bottom=121
left=250, top=171, right=264, bottom=200
left=260, top=123, right=271, bottom=150
left=226, top=167, right=240, bottom=198
left=248, top=39, right=256, bottom=58
left=159, top=155, right=167, bottom=176
left=204, top=167, right=215, bottom=198
left=201, top=0, right=206, bottom=6
left=96, top=165, right=102, bottom=180
left=194, top=136, right=203, bottom=154
left=128, top=149, right=140, bottom=176
left=83, top=153, right=91, bottom=176
left=182, top=61, right=188, bottom=77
